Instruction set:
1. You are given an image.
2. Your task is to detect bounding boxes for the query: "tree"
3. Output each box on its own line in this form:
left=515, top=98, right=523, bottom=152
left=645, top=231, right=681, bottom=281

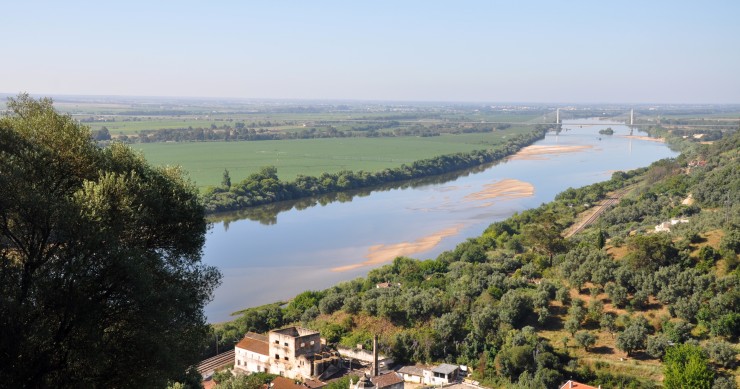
left=616, top=323, right=648, bottom=357
left=575, top=331, right=597, bottom=351
left=0, top=95, right=221, bottom=387
left=521, top=212, right=566, bottom=266
left=94, top=125, right=112, bottom=141
left=646, top=335, right=671, bottom=359
left=222, top=168, right=232, bottom=188
left=704, top=340, right=738, bottom=369
left=663, top=344, right=714, bottom=389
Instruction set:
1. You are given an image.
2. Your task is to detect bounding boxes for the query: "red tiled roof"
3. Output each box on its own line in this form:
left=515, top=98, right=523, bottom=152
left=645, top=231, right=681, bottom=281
left=371, top=372, right=404, bottom=389
left=272, top=376, right=304, bottom=389
left=303, top=379, right=326, bottom=389
left=559, top=380, right=599, bottom=389
left=236, top=336, right=269, bottom=355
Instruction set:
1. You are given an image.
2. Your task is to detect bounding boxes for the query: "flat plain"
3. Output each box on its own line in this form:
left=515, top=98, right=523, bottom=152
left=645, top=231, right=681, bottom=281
left=135, top=127, right=532, bottom=188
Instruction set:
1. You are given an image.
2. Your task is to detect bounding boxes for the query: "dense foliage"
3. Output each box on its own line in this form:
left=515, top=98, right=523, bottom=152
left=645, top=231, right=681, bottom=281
left=0, top=95, right=221, bottom=387
left=203, top=127, right=548, bottom=213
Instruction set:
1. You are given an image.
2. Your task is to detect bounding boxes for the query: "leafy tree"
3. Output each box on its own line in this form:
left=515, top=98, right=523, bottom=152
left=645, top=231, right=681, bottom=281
left=600, top=312, right=618, bottom=337
left=712, top=376, right=738, bottom=389
left=498, top=290, right=533, bottom=328
left=575, top=331, right=597, bottom=351
left=222, top=168, right=232, bottom=188
left=704, top=340, right=738, bottom=369
left=663, top=344, right=714, bottom=389
left=0, top=95, right=221, bottom=388
left=646, top=334, right=672, bottom=359
left=94, top=125, right=111, bottom=141
left=565, top=317, right=581, bottom=337
left=616, top=323, right=648, bottom=357
left=521, top=212, right=566, bottom=266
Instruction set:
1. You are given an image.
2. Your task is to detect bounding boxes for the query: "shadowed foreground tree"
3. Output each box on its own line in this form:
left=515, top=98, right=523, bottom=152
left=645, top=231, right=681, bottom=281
left=0, top=95, right=221, bottom=388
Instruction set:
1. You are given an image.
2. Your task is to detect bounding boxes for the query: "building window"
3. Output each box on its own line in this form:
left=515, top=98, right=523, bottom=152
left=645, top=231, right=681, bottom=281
left=310, top=340, right=315, bottom=345
left=275, top=354, right=280, bottom=359
left=300, top=342, right=305, bottom=347
left=284, top=342, right=289, bottom=347
left=274, top=340, right=279, bottom=344
left=284, top=356, right=289, bottom=361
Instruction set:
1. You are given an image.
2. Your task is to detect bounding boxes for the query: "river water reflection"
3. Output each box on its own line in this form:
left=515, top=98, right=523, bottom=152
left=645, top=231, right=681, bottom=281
left=203, top=119, right=678, bottom=322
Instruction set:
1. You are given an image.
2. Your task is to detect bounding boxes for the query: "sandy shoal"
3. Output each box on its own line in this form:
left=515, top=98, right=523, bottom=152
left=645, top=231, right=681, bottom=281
left=618, top=135, right=665, bottom=143
left=508, top=144, right=594, bottom=160
left=464, top=179, right=534, bottom=202
left=331, top=225, right=464, bottom=272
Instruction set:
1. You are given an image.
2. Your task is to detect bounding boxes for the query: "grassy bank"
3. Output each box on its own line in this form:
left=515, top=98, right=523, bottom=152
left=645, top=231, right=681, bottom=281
left=136, top=127, right=532, bottom=188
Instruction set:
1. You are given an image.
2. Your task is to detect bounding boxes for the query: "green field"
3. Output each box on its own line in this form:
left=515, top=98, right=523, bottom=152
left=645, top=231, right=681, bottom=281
left=136, top=127, right=531, bottom=188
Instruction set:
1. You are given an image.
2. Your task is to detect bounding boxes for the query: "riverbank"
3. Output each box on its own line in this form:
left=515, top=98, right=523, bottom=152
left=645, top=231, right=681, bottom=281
left=201, top=127, right=549, bottom=213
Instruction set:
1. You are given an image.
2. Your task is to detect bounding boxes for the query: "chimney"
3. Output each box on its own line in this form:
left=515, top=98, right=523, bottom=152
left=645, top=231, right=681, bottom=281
left=373, top=334, right=379, bottom=377
left=569, top=381, right=573, bottom=389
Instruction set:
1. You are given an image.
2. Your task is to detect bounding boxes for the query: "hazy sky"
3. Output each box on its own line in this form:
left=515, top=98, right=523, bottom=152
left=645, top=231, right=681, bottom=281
left=2, top=1, right=739, bottom=103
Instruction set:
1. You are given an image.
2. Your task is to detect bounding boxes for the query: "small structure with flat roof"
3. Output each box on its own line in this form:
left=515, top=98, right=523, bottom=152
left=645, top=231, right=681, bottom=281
left=423, top=364, right=459, bottom=385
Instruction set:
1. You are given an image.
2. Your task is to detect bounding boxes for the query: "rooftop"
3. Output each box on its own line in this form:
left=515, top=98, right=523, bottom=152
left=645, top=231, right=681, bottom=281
left=272, top=376, right=304, bottom=389
left=371, top=372, right=404, bottom=388
left=397, top=365, right=424, bottom=376
left=432, top=364, right=459, bottom=375
left=236, top=336, right=269, bottom=355
left=271, top=326, right=319, bottom=338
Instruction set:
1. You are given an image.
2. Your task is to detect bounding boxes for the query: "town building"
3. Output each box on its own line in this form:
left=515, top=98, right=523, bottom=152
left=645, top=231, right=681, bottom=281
left=422, top=364, right=459, bottom=385
left=235, top=326, right=341, bottom=380
left=397, top=366, right=424, bottom=384
left=235, top=332, right=270, bottom=374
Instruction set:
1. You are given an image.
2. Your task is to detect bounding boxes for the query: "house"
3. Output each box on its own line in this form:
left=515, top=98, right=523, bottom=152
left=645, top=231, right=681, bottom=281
left=422, top=364, right=459, bottom=385
left=235, top=327, right=341, bottom=380
left=371, top=372, right=404, bottom=389
left=559, top=380, right=601, bottom=389
left=397, top=365, right=424, bottom=384
left=350, top=373, right=404, bottom=389
left=235, top=332, right=270, bottom=374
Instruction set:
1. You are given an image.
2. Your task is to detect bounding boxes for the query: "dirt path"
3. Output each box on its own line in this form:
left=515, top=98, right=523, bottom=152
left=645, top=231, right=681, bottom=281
left=564, top=185, right=633, bottom=238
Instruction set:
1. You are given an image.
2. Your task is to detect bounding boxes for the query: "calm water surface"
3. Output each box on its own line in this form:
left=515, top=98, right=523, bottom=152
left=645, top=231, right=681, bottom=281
left=203, top=120, right=678, bottom=322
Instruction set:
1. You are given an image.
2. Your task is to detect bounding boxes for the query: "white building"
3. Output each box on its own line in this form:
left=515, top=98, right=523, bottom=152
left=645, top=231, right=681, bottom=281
left=234, top=332, right=270, bottom=374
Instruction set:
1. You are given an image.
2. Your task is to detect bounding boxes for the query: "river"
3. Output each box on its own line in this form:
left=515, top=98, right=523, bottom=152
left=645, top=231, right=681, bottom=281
left=202, top=119, right=678, bottom=322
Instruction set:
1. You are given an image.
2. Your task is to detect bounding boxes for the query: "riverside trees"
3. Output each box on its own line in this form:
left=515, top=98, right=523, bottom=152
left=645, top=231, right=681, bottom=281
left=0, top=95, right=221, bottom=387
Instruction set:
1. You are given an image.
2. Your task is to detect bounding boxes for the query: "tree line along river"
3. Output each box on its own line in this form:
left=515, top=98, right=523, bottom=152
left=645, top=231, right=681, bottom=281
left=202, top=119, right=679, bottom=322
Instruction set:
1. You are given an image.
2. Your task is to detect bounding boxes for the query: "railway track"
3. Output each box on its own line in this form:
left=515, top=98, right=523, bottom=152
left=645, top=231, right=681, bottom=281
left=565, top=186, right=633, bottom=238
left=196, top=349, right=234, bottom=377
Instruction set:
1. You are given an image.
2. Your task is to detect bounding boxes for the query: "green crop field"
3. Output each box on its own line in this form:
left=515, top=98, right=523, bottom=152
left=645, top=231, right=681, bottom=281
left=136, top=126, right=532, bottom=188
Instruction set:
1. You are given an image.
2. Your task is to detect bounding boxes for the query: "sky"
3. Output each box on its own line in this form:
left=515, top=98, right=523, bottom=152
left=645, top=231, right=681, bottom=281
left=2, top=1, right=739, bottom=104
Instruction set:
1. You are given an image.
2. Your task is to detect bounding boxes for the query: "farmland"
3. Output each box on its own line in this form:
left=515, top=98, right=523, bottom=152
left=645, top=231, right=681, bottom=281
left=136, top=126, right=532, bottom=188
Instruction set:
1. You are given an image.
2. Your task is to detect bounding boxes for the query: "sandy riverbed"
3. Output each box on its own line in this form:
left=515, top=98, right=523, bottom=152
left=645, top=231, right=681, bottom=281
left=618, top=135, right=665, bottom=143
left=331, top=225, right=464, bottom=272
left=508, top=144, right=594, bottom=160
left=465, top=179, right=534, bottom=202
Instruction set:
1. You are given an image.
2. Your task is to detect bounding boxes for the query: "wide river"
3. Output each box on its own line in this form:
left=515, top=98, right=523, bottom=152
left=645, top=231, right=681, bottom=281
left=203, top=119, right=678, bottom=322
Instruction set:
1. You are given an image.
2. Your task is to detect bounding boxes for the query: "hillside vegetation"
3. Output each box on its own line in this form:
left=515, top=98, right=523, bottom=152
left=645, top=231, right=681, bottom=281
left=211, top=129, right=739, bottom=388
